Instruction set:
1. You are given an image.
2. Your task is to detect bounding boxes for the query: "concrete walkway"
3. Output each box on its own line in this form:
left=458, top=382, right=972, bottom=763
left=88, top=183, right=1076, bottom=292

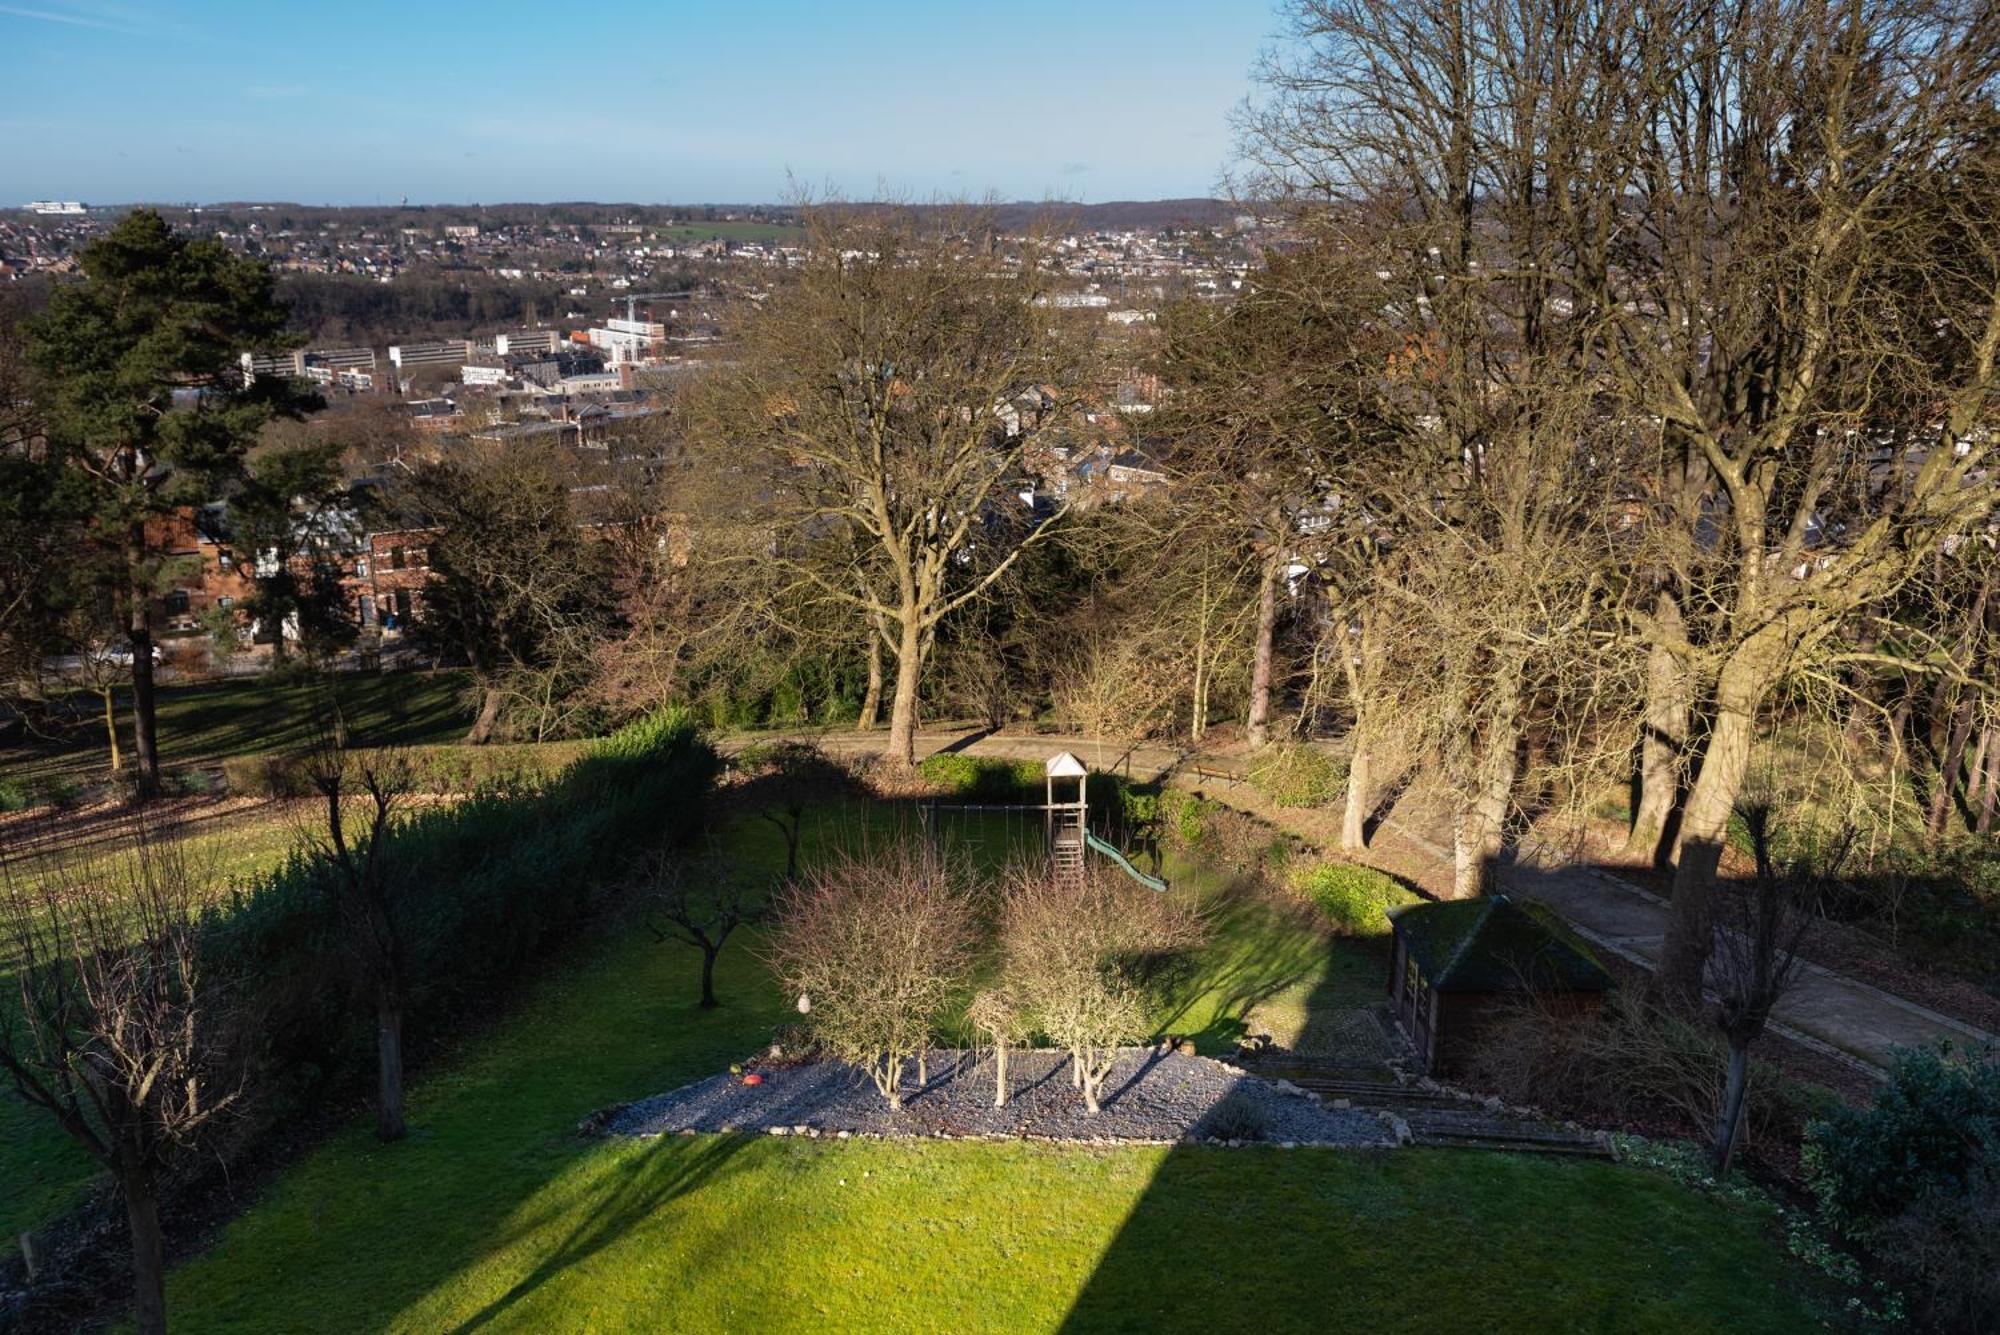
left=735, top=724, right=1997, bottom=1075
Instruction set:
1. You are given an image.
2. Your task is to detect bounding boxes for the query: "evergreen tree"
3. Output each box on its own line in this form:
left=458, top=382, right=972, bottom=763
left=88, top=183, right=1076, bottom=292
left=26, top=209, right=319, bottom=793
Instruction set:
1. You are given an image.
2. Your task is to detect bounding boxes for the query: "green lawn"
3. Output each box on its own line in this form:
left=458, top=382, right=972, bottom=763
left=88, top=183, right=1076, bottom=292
left=159, top=806, right=1824, bottom=1333
left=657, top=220, right=802, bottom=245
left=2, top=668, right=475, bottom=787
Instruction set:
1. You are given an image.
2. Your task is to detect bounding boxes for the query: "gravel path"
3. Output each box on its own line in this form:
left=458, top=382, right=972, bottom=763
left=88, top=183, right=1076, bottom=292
left=603, top=1048, right=1401, bottom=1147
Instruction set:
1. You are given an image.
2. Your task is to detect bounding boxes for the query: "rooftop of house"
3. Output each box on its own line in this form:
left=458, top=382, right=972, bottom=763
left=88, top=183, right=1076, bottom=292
left=1388, top=895, right=1614, bottom=994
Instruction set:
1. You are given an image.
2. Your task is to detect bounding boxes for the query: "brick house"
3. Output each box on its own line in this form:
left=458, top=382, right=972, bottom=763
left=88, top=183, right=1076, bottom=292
left=361, top=528, right=441, bottom=632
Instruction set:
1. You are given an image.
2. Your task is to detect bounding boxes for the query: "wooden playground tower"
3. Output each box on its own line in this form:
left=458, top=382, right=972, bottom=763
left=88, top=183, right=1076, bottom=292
left=1044, top=751, right=1090, bottom=887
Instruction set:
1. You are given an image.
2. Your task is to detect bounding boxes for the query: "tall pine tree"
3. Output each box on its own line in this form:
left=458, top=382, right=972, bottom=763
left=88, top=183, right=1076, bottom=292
left=27, top=209, right=318, bottom=793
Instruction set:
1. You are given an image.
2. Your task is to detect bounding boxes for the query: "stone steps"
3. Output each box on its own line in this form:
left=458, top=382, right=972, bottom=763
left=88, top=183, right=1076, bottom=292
left=1243, top=1061, right=1614, bottom=1158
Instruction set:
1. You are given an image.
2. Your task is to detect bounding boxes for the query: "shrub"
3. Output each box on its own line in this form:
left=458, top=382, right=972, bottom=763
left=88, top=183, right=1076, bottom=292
left=915, top=753, right=1042, bottom=801
left=1000, top=866, right=1205, bottom=1113
left=1463, top=990, right=1830, bottom=1152
left=1248, top=745, right=1345, bottom=809
left=1285, top=861, right=1418, bottom=936
left=767, top=840, right=979, bottom=1110
left=222, top=741, right=591, bottom=798
left=1804, top=1044, right=2000, bottom=1333
left=1805, top=1044, right=2000, bottom=1235
left=0, top=778, right=33, bottom=812
left=1157, top=790, right=1211, bottom=849
left=1197, top=1087, right=1270, bottom=1142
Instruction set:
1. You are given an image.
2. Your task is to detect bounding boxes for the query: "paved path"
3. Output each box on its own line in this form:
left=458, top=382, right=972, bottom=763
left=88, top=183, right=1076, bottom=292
left=736, top=725, right=1997, bottom=1075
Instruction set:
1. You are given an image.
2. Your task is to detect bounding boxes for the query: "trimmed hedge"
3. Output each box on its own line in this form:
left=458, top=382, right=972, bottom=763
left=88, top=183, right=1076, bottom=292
left=1285, top=860, right=1420, bottom=936
left=916, top=753, right=1047, bottom=800
left=202, top=708, right=716, bottom=1149
left=222, top=741, right=592, bottom=798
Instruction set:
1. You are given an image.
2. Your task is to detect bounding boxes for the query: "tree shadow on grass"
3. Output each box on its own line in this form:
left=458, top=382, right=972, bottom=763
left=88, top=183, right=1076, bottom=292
left=447, top=1133, right=755, bottom=1334
left=1148, top=880, right=1339, bottom=1053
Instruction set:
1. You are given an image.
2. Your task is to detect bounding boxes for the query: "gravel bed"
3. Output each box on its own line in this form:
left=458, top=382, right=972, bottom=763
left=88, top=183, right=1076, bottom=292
left=602, top=1048, right=1400, bottom=1148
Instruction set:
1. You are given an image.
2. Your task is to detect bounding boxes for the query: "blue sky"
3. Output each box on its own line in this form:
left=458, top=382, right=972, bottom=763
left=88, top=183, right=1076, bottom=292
left=0, top=1, right=1278, bottom=205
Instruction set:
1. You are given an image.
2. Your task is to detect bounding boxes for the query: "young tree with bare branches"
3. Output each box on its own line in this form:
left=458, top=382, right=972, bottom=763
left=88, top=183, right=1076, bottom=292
left=1708, top=808, right=1838, bottom=1178
left=300, top=732, right=414, bottom=1142
left=643, top=851, right=764, bottom=1010
left=0, top=840, right=236, bottom=1335
left=767, top=841, right=978, bottom=1110
left=1001, top=868, right=1202, bottom=1114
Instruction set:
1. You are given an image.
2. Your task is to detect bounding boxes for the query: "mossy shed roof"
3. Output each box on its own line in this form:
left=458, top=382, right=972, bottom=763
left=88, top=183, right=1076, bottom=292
left=1388, top=896, right=1615, bottom=994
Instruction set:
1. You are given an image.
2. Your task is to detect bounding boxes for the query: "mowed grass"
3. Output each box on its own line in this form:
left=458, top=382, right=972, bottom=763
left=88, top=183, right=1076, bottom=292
left=2, top=668, right=474, bottom=786
left=163, top=805, right=1823, bottom=1333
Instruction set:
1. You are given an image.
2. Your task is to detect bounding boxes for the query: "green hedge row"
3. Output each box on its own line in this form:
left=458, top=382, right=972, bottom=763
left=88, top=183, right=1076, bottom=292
left=202, top=709, right=716, bottom=1148
left=221, top=742, right=592, bottom=798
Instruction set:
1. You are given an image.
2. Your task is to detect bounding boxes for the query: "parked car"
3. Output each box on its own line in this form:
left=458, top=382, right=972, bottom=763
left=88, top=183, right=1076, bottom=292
left=87, top=641, right=163, bottom=668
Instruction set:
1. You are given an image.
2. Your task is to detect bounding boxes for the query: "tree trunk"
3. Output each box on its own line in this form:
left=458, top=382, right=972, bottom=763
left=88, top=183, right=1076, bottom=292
left=103, top=685, right=122, bottom=775
left=992, top=1041, right=1008, bottom=1108
left=1246, top=554, right=1280, bottom=748
left=1451, top=723, right=1519, bottom=899
left=1659, top=671, right=1764, bottom=1010
left=857, top=633, right=882, bottom=731
left=1627, top=592, right=1688, bottom=866
left=1927, top=689, right=1979, bottom=839
left=128, top=617, right=160, bottom=798
left=1190, top=631, right=1209, bottom=743
left=466, top=685, right=504, bottom=745
left=1712, top=1040, right=1752, bottom=1180
left=699, top=948, right=718, bottom=1009
left=884, top=612, right=924, bottom=767
left=123, top=1174, right=167, bottom=1335
left=1341, top=728, right=1373, bottom=851
left=376, top=994, right=407, bottom=1142
left=1978, top=724, right=1999, bottom=836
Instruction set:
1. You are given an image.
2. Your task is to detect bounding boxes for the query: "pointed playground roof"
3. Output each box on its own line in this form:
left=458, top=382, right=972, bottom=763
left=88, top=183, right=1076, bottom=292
left=1045, top=751, right=1088, bottom=777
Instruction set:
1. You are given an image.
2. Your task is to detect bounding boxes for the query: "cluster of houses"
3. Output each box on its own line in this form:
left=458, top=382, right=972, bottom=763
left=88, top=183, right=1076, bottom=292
left=143, top=504, right=438, bottom=663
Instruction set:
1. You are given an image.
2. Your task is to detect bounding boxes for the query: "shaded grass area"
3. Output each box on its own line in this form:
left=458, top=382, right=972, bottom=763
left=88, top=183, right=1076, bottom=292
left=0, top=801, right=332, bottom=1239
left=2, top=669, right=475, bottom=786
left=163, top=805, right=1822, bottom=1333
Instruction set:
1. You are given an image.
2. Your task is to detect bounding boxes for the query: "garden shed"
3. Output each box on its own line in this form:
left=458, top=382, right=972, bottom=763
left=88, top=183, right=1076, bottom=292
left=1386, top=895, right=1614, bottom=1075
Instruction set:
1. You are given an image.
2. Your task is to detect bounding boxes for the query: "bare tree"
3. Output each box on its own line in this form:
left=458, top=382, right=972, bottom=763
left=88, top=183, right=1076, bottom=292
left=736, top=741, right=850, bottom=882
left=0, top=837, right=236, bottom=1335
left=967, top=985, right=1028, bottom=1109
left=300, top=728, right=413, bottom=1142
left=643, top=851, right=763, bottom=1010
left=766, top=840, right=978, bottom=1110
left=689, top=204, right=1100, bottom=765
left=1707, top=807, right=1838, bottom=1178
left=1001, top=867, right=1202, bottom=1113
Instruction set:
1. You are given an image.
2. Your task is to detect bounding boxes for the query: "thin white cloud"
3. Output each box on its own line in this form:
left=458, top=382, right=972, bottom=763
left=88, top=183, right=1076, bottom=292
left=0, top=2, right=137, bottom=31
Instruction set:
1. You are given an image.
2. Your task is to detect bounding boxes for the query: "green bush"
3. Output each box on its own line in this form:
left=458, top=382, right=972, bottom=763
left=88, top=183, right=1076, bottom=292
left=1285, top=860, right=1419, bottom=936
left=222, top=741, right=591, bottom=798
left=1806, top=1044, right=2000, bottom=1235
left=916, top=753, right=1043, bottom=801
left=1805, top=1044, right=2000, bottom=1331
left=1158, top=790, right=1211, bottom=848
left=1248, top=745, right=1345, bottom=809
left=0, top=777, right=33, bottom=812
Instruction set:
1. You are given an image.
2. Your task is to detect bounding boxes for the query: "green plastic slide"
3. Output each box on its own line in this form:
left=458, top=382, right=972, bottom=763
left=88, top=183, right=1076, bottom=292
left=1083, top=831, right=1169, bottom=892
